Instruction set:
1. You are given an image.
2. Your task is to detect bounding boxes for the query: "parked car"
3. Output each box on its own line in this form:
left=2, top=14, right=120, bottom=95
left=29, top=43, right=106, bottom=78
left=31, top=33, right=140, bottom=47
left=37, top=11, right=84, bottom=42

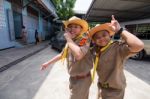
left=50, top=31, right=66, bottom=51
left=112, top=33, right=150, bottom=60
left=131, top=40, right=150, bottom=60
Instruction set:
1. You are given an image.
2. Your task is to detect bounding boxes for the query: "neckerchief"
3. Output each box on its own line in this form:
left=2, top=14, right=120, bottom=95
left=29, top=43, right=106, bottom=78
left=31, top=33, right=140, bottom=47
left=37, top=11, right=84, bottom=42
left=92, top=40, right=113, bottom=82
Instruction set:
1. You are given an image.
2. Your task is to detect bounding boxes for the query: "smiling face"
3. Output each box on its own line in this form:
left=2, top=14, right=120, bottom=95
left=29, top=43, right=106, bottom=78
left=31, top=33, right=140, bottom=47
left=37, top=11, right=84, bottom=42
left=93, top=30, right=111, bottom=47
left=67, top=24, right=82, bottom=38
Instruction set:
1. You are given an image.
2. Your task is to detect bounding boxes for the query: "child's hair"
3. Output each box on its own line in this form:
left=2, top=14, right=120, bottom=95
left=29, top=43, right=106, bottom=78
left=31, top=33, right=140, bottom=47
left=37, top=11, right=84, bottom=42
left=22, top=26, right=25, bottom=28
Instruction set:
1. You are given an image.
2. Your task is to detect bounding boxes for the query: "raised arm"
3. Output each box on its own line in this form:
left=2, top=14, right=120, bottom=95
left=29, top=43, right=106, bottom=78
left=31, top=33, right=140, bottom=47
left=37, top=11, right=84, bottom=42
left=110, top=15, right=144, bottom=52
left=64, top=32, right=87, bottom=60
left=121, top=29, right=144, bottom=52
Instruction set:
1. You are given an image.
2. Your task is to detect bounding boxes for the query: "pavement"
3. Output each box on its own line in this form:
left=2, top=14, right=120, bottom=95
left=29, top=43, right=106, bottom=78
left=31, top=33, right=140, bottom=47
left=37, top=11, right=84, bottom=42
left=0, top=42, right=150, bottom=99
left=33, top=60, right=150, bottom=99
left=0, top=41, right=49, bottom=72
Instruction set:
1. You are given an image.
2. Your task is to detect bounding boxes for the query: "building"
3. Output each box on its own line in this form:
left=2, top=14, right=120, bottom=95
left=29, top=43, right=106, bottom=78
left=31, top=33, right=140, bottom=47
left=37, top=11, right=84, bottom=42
left=84, top=0, right=150, bottom=59
left=0, top=0, right=58, bottom=49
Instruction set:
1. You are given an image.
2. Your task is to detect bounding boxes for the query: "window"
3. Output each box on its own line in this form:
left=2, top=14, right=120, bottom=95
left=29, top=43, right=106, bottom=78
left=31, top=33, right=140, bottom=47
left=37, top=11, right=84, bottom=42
left=125, top=23, right=150, bottom=40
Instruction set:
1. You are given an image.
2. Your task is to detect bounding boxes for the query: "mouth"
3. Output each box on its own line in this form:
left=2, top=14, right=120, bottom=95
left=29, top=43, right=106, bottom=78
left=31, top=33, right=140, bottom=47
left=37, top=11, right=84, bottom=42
left=70, top=32, right=74, bottom=34
left=98, top=40, right=106, bottom=43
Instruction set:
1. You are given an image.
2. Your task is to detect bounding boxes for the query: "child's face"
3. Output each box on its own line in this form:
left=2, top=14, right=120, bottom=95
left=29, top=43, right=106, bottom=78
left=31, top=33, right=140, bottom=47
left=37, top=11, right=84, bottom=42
left=67, top=24, right=82, bottom=38
left=93, top=30, right=111, bottom=47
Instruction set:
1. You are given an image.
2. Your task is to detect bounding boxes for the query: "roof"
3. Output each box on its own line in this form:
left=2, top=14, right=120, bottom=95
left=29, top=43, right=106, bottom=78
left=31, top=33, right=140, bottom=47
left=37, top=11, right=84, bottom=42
left=37, top=0, right=58, bottom=18
left=85, top=0, right=150, bottom=22
left=23, top=0, right=58, bottom=19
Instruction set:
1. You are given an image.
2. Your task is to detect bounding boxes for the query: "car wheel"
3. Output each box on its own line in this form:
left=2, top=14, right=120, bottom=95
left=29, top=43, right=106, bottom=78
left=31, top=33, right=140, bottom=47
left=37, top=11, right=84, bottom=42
left=51, top=44, right=55, bottom=49
left=131, top=50, right=144, bottom=60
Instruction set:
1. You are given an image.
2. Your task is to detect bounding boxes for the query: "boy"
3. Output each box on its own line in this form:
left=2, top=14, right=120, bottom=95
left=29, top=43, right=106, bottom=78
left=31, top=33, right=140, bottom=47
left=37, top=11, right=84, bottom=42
left=89, top=15, right=144, bottom=99
left=41, top=16, right=93, bottom=99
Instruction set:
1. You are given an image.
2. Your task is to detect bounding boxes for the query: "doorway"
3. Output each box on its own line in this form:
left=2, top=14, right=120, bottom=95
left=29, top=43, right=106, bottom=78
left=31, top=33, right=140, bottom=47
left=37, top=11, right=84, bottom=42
left=13, top=11, right=22, bottom=39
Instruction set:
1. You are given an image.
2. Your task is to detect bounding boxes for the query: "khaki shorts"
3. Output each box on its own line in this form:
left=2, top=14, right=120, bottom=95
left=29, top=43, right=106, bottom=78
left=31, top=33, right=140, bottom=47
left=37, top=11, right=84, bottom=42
left=69, top=74, right=92, bottom=99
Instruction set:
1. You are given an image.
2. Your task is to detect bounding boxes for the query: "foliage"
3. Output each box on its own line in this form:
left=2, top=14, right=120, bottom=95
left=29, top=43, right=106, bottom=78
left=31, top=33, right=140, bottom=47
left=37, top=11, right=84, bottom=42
left=52, top=0, right=76, bottom=20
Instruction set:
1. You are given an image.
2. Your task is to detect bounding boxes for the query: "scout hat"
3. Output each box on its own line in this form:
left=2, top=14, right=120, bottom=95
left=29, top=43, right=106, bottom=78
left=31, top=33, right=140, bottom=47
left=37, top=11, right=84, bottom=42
left=89, top=23, right=115, bottom=38
left=63, top=16, right=88, bottom=34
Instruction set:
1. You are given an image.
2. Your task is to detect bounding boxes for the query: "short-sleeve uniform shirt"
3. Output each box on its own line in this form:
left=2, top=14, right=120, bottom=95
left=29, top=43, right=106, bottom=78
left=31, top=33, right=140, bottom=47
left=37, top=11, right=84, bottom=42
left=92, top=41, right=131, bottom=89
left=66, top=33, right=93, bottom=76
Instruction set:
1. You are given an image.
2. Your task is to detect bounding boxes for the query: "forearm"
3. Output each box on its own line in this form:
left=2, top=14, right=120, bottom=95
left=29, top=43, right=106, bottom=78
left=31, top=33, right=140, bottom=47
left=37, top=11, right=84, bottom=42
left=121, top=30, right=144, bottom=52
left=45, top=53, right=62, bottom=65
left=67, top=39, right=84, bottom=60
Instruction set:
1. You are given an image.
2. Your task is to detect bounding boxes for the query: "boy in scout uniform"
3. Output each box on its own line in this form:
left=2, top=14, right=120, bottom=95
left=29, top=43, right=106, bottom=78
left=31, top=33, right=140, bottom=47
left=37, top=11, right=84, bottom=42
left=89, top=15, right=144, bottom=99
left=41, top=16, right=93, bottom=99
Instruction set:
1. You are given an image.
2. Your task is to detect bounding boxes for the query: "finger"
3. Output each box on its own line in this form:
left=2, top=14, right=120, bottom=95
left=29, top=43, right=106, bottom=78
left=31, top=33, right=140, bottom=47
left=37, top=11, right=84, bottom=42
left=110, top=20, right=115, bottom=26
left=109, top=23, right=112, bottom=27
left=41, top=65, right=46, bottom=71
left=112, top=15, right=115, bottom=20
left=40, top=67, right=44, bottom=71
left=65, top=28, right=70, bottom=32
left=65, top=28, right=68, bottom=31
left=65, top=29, right=68, bottom=33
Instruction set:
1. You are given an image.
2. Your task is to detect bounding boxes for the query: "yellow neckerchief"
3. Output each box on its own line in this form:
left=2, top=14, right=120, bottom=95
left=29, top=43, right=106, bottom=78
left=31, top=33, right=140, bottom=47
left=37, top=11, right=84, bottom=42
left=61, top=44, right=68, bottom=64
left=61, top=32, right=87, bottom=64
left=92, top=40, right=113, bottom=82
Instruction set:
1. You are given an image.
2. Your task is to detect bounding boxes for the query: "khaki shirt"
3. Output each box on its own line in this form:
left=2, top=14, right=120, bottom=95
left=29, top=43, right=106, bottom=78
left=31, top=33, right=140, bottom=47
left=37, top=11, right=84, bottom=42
left=92, top=41, right=131, bottom=89
left=66, top=34, right=93, bottom=76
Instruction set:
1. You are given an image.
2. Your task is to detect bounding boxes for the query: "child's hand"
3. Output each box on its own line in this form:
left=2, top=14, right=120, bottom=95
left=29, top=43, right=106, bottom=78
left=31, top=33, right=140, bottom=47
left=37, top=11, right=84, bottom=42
left=64, top=32, right=72, bottom=39
left=41, top=63, right=49, bottom=71
left=110, top=15, right=121, bottom=33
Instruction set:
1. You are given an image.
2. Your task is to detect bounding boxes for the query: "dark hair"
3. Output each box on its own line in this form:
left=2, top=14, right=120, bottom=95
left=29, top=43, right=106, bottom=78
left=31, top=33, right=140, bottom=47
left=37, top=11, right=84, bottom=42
left=22, top=26, right=25, bottom=28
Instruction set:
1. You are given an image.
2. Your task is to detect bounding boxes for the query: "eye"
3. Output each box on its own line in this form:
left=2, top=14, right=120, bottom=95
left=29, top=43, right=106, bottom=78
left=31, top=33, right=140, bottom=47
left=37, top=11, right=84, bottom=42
left=68, top=25, right=82, bottom=29
left=73, top=26, right=81, bottom=29
left=95, top=36, right=102, bottom=39
left=102, top=34, right=107, bottom=37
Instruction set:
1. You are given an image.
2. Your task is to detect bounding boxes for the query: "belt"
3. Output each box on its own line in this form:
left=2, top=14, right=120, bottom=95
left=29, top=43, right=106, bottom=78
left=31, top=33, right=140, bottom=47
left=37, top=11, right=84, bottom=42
left=71, top=72, right=91, bottom=80
left=98, top=82, right=109, bottom=88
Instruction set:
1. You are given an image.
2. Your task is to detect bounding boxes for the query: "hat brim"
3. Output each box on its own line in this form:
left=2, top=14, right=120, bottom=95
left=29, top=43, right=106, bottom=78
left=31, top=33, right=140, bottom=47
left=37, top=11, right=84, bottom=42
left=89, top=23, right=115, bottom=38
left=63, top=19, right=88, bottom=34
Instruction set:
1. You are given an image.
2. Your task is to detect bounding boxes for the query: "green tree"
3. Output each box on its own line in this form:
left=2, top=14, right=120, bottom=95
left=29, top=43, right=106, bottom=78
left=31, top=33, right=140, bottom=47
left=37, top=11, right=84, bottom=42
left=52, top=0, right=76, bottom=20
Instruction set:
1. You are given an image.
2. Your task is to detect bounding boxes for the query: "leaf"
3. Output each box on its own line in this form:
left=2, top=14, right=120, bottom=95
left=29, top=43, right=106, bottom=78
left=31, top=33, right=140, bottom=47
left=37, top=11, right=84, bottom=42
left=52, top=0, right=76, bottom=20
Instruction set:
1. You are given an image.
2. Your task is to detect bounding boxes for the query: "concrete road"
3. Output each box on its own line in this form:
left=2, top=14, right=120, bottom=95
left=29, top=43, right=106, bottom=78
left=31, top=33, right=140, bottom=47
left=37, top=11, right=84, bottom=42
left=0, top=47, right=150, bottom=99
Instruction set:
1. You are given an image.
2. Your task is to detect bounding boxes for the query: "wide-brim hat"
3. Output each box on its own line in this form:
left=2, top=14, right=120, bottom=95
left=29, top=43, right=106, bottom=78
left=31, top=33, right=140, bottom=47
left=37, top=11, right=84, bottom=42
left=89, top=23, right=115, bottom=38
left=63, top=16, right=88, bottom=34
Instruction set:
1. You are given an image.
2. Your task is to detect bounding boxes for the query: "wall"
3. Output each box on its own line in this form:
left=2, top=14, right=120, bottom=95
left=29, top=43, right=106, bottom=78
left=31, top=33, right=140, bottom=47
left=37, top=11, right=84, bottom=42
left=0, top=0, right=54, bottom=49
left=23, top=0, right=53, bottom=43
left=23, top=14, right=38, bottom=43
left=0, top=0, right=15, bottom=49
